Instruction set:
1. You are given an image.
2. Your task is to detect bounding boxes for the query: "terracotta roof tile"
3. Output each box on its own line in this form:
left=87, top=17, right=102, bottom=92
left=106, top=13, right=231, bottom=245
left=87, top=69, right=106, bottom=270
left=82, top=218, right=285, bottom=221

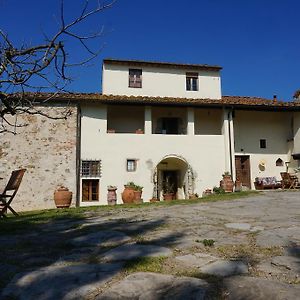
left=11, top=92, right=300, bottom=110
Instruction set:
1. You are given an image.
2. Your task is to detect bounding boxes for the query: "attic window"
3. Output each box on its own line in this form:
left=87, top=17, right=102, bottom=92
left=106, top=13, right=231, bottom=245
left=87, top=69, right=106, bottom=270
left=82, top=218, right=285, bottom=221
left=260, top=139, right=266, bottom=149
left=186, top=72, right=198, bottom=91
left=276, top=158, right=283, bottom=167
left=129, top=69, right=142, bottom=88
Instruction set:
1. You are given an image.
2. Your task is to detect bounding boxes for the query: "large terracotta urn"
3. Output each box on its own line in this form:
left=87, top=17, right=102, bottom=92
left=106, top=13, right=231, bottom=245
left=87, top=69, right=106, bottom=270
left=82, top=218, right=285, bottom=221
left=220, top=175, right=234, bottom=193
left=54, top=186, right=72, bottom=208
left=133, top=190, right=142, bottom=204
left=121, top=185, right=135, bottom=204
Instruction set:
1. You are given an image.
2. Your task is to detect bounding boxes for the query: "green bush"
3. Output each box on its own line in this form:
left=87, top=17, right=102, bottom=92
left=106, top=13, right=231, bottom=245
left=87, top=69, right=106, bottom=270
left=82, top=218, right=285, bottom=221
left=213, top=186, right=225, bottom=194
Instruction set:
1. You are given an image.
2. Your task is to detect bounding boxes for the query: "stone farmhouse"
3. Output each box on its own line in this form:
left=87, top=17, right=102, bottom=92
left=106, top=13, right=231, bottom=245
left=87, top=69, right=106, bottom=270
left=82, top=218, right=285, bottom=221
left=1, top=58, right=300, bottom=211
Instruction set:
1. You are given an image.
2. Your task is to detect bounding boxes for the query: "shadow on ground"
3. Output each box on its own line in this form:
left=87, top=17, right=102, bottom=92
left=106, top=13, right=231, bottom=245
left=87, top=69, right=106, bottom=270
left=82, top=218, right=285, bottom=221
left=0, top=213, right=185, bottom=299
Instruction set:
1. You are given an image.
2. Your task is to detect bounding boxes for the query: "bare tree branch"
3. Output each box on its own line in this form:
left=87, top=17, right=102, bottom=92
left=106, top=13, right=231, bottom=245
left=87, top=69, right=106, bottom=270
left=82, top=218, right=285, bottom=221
left=0, top=0, right=115, bottom=133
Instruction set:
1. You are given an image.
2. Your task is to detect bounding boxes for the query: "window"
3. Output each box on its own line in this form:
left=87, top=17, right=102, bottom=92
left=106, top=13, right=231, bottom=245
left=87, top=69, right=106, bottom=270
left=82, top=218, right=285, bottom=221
left=276, top=158, right=283, bottom=166
left=82, top=179, right=99, bottom=201
left=129, top=69, right=142, bottom=88
left=260, top=139, right=266, bottom=149
left=81, top=160, right=101, bottom=177
left=127, top=159, right=137, bottom=172
left=186, top=72, right=198, bottom=91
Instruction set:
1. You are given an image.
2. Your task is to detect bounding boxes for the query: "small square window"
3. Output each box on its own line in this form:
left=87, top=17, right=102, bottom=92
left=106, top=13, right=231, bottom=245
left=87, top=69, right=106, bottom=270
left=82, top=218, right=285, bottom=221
left=127, top=159, right=137, bottom=172
left=129, top=69, right=142, bottom=88
left=186, top=72, right=198, bottom=91
left=260, top=139, right=266, bottom=149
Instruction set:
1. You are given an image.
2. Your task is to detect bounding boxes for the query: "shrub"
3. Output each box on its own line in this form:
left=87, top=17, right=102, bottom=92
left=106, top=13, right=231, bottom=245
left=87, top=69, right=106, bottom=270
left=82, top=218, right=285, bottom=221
left=213, top=186, right=225, bottom=194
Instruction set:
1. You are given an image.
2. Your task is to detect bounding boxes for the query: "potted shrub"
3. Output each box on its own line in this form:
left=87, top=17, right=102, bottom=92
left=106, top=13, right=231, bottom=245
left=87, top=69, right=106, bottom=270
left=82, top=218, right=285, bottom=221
left=220, top=172, right=234, bottom=192
left=202, top=189, right=212, bottom=197
left=107, top=129, right=115, bottom=133
left=135, top=129, right=144, bottom=134
left=133, top=185, right=143, bottom=203
left=162, top=181, right=175, bottom=201
left=121, top=182, right=135, bottom=204
left=235, top=178, right=242, bottom=192
left=107, top=185, right=117, bottom=205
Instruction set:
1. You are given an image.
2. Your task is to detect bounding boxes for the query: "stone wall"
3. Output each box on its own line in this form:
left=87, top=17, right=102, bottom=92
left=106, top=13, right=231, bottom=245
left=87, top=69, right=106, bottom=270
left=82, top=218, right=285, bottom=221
left=0, top=104, right=78, bottom=212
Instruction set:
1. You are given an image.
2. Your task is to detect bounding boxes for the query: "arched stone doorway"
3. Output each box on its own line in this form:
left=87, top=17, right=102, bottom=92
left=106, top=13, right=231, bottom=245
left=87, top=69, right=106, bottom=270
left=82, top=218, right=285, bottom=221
left=153, top=155, right=194, bottom=200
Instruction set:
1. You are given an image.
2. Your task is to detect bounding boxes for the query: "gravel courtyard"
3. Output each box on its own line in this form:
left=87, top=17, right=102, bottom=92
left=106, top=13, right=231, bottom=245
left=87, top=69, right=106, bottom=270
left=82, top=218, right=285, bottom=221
left=1, top=191, right=299, bottom=299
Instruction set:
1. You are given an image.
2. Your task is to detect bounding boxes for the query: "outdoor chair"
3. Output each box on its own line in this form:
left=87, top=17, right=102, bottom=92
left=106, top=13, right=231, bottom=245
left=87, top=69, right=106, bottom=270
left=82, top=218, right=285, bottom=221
left=280, top=172, right=300, bottom=189
left=0, top=169, right=26, bottom=218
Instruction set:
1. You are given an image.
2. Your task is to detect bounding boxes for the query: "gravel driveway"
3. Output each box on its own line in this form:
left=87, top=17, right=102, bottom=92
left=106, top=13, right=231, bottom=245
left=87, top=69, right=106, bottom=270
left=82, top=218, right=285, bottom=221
left=1, top=191, right=299, bottom=299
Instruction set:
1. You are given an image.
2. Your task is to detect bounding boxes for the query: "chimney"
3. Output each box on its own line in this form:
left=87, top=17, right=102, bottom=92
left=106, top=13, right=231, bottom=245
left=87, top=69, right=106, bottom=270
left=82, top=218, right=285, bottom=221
left=273, top=95, right=277, bottom=102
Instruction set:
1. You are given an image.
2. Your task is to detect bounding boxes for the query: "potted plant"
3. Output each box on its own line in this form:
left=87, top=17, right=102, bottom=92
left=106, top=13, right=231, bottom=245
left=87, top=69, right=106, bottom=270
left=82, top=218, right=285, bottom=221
left=121, top=182, right=135, bottom=204
left=107, top=129, right=115, bottom=133
left=220, top=172, right=234, bottom=192
left=54, top=186, right=72, bottom=208
left=135, top=129, right=144, bottom=134
left=162, top=181, right=175, bottom=201
left=133, top=185, right=143, bottom=203
left=107, top=185, right=117, bottom=205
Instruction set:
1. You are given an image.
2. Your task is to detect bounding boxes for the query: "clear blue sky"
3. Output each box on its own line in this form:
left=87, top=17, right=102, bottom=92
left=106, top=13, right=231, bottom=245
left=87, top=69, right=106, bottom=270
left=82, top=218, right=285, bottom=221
left=1, top=0, right=299, bottom=100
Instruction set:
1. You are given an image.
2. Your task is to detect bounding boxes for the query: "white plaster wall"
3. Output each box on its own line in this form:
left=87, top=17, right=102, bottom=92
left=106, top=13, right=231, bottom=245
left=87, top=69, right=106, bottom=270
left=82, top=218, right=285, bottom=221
left=293, top=112, right=300, bottom=154
left=234, top=110, right=293, bottom=188
left=80, top=104, right=226, bottom=205
left=102, top=63, right=221, bottom=99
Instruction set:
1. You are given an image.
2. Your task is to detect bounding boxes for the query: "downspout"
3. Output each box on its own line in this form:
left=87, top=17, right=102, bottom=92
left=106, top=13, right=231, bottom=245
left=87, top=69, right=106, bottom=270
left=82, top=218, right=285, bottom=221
left=75, top=102, right=81, bottom=207
left=228, top=109, right=233, bottom=177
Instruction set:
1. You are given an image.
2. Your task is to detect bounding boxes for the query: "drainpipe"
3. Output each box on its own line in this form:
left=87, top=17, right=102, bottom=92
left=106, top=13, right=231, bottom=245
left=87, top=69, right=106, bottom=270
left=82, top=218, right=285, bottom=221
left=228, top=111, right=233, bottom=177
left=227, top=109, right=236, bottom=180
left=75, top=102, right=81, bottom=207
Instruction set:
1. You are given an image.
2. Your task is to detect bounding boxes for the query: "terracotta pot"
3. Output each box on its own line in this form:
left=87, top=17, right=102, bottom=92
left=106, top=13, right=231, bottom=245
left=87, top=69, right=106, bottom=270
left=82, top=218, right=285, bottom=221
left=133, top=190, right=142, bottom=203
left=202, top=189, right=212, bottom=197
left=235, top=179, right=242, bottom=192
left=135, top=129, right=144, bottom=134
left=220, top=175, right=234, bottom=193
left=107, top=187, right=117, bottom=205
left=163, top=193, right=174, bottom=201
left=54, top=187, right=72, bottom=208
left=150, top=198, right=159, bottom=203
left=121, top=185, right=135, bottom=204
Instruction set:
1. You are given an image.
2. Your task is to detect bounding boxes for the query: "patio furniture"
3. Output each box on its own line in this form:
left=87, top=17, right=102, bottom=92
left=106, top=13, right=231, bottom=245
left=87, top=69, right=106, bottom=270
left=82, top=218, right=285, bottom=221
left=280, top=172, right=300, bottom=189
left=254, top=176, right=282, bottom=190
left=0, top=169, right=26, bottom=218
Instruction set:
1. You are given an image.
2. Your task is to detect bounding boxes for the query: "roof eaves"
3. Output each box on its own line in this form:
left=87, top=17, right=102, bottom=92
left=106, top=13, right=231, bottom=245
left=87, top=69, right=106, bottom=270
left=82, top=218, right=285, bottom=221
left=103, top=58, right=222, bottom=71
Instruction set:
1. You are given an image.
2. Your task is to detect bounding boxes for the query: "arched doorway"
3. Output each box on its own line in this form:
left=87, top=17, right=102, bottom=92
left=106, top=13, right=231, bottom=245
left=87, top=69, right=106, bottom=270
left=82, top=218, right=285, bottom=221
left=153, top=155, right=194, bottom=200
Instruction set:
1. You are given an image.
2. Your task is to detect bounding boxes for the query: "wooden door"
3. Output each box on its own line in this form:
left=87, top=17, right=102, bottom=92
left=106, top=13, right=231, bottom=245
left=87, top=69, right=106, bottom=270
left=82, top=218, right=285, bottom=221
left=235, top=156, right=251, bottom=188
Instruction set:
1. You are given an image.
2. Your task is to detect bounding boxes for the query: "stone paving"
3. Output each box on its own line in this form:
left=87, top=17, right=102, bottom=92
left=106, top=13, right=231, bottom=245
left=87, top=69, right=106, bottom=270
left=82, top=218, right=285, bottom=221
left=1, top=191, right=300, bottom=299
